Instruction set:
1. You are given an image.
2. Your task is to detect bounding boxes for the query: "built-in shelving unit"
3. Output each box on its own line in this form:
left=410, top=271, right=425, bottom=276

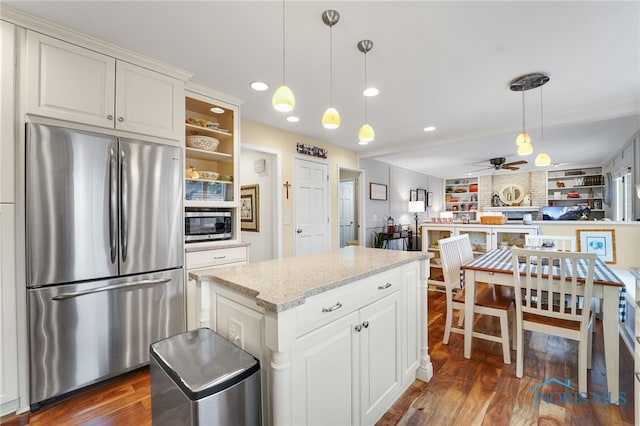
left=547, top=166, right=604, bottom=220
left=444, top=177, right=479, bottom=220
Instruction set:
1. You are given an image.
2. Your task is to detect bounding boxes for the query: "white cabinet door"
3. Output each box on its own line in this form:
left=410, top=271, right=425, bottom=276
left=115, top=61, right=183, bottom=140
left=26, top=31, right=116, bottom=128
left=359, top=291, right=401, bottom=426
left=490, top=225, right=537, bottom=249
left=0, top=204, right=18, bottom=415
left=292, top=311, right=359, bottom=426
left=1, top=22, right=15, bottom=204
left=26, top=31, right=183, bottom=141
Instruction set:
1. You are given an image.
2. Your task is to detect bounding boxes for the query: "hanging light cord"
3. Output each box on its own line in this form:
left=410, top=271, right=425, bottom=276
left=540, top=86, right=544, bottom=149
left=329, top=25, right=334, bottom=106
left=521, top=90, right=526, bottom=134
left=281, top=0, right=286, bottom=85
left=364, top=52, right=368, bottom=122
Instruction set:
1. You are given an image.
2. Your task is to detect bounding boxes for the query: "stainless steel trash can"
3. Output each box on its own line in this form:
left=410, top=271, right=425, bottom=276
left=150, top=328, right=261, bottom=425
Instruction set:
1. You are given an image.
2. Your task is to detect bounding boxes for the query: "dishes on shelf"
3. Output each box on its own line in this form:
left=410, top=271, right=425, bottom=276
left=186, top=135, right=220, bottom=152
left=198, top=170, right=220, bottom=180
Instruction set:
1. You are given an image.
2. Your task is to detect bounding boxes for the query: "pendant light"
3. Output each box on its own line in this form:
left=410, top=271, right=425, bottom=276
left=321, top=10, right=340, bottom=129
left=357, top=40, right=375, bottom=145
left=272, top=0, right=295, bottom=112
left=535, top=85, right=551, bottom=166
left=510, top=73, right=550, bottom=158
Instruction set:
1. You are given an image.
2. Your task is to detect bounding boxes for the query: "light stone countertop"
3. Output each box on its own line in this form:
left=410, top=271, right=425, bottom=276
left=189, top=246, right=431, bottom=312
left=184, top=241, right=250, bottom=253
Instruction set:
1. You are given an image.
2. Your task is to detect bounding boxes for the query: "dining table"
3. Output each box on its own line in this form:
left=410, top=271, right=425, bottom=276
left=462, top=248, right=626, bottom=403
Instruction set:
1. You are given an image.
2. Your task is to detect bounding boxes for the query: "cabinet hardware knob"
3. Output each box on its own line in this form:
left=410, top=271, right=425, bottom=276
left=362, top=321, right=369, bottom=328
left=355, top=325, right=362, bottom=332
left=107, top=114, right=113, bottom=120
left=296, top=229, right=303, bottom=234
left=378, top=282, right=392, bottom=290
left=321, top=302, right=342, bottom=313
left=118, top=116, right=124, bottom=122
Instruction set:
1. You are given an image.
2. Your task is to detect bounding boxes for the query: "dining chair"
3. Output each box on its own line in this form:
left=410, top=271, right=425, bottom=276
left=510, top=248, right=597, bottom=394
left=525, top=234, right=577, bottom=252
left=439, top=234, right=514, bottom=364
left=525, top=234, right=600, bottom=315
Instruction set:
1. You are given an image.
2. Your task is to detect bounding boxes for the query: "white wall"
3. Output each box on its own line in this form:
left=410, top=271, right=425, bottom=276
left=240, top=148, right=275, bottom=262
left=360, top=158, right=443, bottom=247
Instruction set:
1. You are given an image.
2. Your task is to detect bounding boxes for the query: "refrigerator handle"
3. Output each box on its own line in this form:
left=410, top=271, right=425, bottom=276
left=51, top=278, right=171, bottom=300
left=109, top=147, right=118, bottom=264
left=120, top=148, right=128, bottom=263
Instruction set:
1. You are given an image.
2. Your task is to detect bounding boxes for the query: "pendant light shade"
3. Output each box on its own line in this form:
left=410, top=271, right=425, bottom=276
left=322, top=10, right=340, bottom=129
left=535, top=152, right=551, bottom=166
left=272, top=0, right=295, bottom=112
left=322, top=107, right=341, bottom=129
left=517, top=141, right=533, bottom=156
left=273, top=85, right=295, bottom=112
left=357, top=39, right=375, bottom=144
left=515, top=132, right=531, bottom=146
left=358, top=124, right=375, bottom=144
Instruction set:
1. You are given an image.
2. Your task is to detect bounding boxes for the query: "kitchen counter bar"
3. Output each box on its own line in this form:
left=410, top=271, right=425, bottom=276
left=189, top=245, right=429, bottom=312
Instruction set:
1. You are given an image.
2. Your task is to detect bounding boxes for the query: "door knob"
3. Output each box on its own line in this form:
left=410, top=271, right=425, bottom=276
left=296, top=229, right=302, bottom=234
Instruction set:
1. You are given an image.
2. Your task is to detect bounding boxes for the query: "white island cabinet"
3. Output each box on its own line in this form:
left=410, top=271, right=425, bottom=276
left=190, top=246, right=432, bottom=426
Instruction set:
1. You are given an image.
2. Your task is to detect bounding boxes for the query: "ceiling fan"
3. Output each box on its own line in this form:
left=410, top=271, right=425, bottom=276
left=469, top=157, right=528, bottom=174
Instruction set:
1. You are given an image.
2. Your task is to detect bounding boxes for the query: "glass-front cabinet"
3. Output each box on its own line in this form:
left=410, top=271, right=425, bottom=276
left=421, top=223, right=538, bottom=290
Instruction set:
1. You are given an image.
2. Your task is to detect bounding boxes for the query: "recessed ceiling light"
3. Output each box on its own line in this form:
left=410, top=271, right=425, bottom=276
left=250, top=81, right=269, bottom=91
left=423, top=126, right=436, bottom=132
left=286, top=116, right=300, bottom=123
left=358, top=140, right=369, bottom=146
left=363, top=87, right=379, bottom=97
left=210, top=107, right=225, bottom=114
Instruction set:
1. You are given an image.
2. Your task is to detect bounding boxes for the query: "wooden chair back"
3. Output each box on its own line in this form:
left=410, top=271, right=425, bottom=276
left=510, top=248, right=596, bottom=324
left=525, top=235, right=576, bottom=252
left=438, top=234, right=472, bottom=291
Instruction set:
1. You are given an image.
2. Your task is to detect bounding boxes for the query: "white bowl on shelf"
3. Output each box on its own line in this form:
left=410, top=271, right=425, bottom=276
left=186, top=135, right=219, bottom=152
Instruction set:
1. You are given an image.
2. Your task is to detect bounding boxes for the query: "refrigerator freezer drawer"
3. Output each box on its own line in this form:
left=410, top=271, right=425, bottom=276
left=28, top=268, right=185, bottom=406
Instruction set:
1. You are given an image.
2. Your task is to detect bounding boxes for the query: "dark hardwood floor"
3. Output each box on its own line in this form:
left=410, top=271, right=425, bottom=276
left=2, top=290, right=634, bottom=425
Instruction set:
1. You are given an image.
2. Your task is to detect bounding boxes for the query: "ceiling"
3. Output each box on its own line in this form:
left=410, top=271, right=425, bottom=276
left=6, top=1, right=640, bottom=178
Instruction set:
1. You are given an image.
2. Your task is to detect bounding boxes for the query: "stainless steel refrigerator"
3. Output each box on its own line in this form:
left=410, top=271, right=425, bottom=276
left=26, top=123, right=185, bottom=408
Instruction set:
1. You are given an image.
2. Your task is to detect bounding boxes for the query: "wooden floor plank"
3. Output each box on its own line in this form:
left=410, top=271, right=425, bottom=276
left=2, top=290, right=634, bottom=426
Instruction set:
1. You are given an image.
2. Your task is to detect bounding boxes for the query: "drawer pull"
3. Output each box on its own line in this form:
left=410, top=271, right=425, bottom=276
left=214, top=256, right=227, bottom=260
left=322, top=302, right=342, bottom=313
left=378, top=282, right=392, bottom=290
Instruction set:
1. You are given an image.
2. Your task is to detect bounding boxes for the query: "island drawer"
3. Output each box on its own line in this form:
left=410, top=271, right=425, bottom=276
left=295, top=267, right=401, bottom=336
left=186, top=246, right=247, bottom=269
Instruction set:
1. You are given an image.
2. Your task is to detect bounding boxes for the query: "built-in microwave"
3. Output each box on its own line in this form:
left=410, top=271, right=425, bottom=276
left=184, top=210, right=232, bottom=242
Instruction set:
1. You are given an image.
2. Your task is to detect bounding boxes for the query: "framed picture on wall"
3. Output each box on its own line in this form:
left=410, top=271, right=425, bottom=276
left=426, top=191, right=433, bottom=207
left=370, top=183, right=387, bottom=201
left=417, top=188, right=427, bottom=206
left=410, top=189, right=417, bottom=201
left=240, top=184, right=260, bottom=232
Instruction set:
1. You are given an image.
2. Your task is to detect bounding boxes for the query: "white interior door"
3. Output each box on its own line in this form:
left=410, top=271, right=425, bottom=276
left=340, top=180, right=355, bottom=247
left=294, top=158, right=329, bottom=255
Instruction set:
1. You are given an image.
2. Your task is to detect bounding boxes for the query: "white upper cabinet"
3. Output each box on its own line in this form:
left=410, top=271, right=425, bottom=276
left=1, top=21, right=16, bottom=203
left=26, top=31, right=183, bottom=141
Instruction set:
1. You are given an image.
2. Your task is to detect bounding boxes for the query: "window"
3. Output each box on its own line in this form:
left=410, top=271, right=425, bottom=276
left=614, top=172, right=633, bottom=221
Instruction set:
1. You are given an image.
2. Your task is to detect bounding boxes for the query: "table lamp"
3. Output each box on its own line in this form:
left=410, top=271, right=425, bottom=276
left=408, top=201, right=426, bottom=246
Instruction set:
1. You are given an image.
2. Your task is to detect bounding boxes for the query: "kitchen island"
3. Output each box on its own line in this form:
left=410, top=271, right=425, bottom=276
left=189, top=246, right=432, bottom=426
